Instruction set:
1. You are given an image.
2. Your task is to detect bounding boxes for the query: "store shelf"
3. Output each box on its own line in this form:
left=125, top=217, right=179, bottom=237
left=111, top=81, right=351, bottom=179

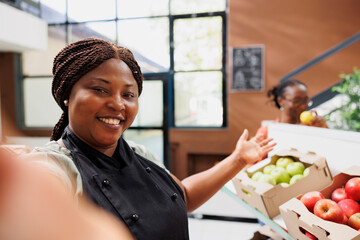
left=221, top=182, right=295, bottom=240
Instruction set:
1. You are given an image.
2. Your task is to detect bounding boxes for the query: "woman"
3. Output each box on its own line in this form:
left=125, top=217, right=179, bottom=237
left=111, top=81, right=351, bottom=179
left=256, top=79, right=328, bottom=140
left=35, top=38, right=275, bottom=239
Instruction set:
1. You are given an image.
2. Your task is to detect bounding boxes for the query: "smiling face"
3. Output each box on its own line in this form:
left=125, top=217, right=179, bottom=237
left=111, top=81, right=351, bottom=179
left=278, top=84, right=309, bottom=123
left=67, top=58, right=139, bottom=154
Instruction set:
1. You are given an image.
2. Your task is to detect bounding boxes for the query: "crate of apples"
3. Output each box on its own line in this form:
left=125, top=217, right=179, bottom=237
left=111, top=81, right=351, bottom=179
left=251, top=156, right=310, bottom=187
left=232, top=148, right=332, bottom=219
left=280, top=166, right=360, bottom=240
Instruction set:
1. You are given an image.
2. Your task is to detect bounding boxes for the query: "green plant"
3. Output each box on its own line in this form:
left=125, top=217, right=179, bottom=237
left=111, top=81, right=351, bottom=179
left=325, top=67, right=360, bottom=132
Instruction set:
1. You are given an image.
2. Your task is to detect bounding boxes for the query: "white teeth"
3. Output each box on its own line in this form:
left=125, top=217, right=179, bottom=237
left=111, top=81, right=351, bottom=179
left=99, top=117, right=121, bottom=125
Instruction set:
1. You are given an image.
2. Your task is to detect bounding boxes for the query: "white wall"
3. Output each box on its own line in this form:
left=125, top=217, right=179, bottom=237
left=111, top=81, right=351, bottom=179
left=0, top=2, right=47, bottom=52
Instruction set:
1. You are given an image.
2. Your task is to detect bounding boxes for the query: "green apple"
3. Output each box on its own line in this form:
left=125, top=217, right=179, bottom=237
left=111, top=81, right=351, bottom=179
left=280, top=182, right=290, bottom=188
left=263, top=164, right=276, bottom=175
left=258, top=174, right=276, bottom=185
left=276, top=157, right=294, bottom=169
left=286, top=162, right=305, bottom=176
left=270, top=167, right=291, bottom=184
left=289, top=174, right=304, bottom=185
left=251, top=171, right=263, bottom=181
left=303, top=167, right=310, bottom=176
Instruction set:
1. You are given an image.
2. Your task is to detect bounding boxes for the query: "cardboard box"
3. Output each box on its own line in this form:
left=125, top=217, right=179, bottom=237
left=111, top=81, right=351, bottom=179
left=279, top=166, right=360, bottom=240
left=232, top=148, right=332, bottom=219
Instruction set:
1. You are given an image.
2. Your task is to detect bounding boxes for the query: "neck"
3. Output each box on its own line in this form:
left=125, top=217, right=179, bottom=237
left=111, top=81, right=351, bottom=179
left=60, top=128, right=118, bottom=158
left=100, top=147, right=117, bottom=158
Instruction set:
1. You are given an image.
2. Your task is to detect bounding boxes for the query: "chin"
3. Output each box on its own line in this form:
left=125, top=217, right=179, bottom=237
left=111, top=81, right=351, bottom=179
left=101, top=137, right=120, bottom=146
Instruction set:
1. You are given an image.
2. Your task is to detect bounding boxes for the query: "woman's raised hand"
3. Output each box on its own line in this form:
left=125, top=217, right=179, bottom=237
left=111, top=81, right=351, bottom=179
left=233, top=129, right=276, bottom=164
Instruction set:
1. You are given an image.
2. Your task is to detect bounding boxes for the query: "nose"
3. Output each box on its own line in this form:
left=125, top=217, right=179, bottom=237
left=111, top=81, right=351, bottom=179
left=107, top=94, right=125, bottom=112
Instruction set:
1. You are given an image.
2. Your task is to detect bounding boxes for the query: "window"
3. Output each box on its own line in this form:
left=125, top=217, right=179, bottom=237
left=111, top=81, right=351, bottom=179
left=19, top=0, right=227, bottom=166
left=172, top=15, right=225, bottom=126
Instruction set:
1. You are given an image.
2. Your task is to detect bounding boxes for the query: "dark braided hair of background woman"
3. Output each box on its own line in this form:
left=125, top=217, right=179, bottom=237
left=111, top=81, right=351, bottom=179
left=51, top=38, right=143, bottom=141
left=267, top=79, right=307, bottom=109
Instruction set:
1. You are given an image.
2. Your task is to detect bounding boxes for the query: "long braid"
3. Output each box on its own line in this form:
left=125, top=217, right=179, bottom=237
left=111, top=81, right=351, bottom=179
left=50, top=38, right=143, bottom=141
left=51, top=112, right=69, bottom=141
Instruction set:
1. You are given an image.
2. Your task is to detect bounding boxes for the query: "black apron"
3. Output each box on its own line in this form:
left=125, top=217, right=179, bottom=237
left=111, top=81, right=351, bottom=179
left=61, top=127, right=189, bottom=240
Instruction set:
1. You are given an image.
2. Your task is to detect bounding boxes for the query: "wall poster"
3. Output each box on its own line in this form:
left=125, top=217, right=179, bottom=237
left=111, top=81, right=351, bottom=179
left=231, top=45, right=264, bottom=92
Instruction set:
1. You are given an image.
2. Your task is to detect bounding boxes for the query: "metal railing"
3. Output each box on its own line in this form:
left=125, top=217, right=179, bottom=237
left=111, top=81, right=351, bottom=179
left=281, top=32, right=360, bottom=83
left=280, top=32, right=360, bottom=109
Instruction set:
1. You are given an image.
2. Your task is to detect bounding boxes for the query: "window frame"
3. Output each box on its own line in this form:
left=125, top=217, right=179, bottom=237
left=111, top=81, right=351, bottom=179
left=169, top=11, right=228, bottom=128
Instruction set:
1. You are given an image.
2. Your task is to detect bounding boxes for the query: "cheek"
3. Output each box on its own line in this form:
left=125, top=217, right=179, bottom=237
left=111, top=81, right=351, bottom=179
left=69, top=96, right=97, bottom=121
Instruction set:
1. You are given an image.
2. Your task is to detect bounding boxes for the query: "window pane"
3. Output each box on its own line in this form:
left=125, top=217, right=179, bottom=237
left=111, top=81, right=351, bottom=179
left=123, top=129, right=164, bottom=163
left=23, top=77, right=62, bottom=127
left=22, top=25, right=66, bottom=76
left=117, top=0, right=169, bottom=18
left=170, top=0, right=226, bottom=15
left=118, top=18, right=169, bottom=73
left=174, top=71, right=223, bottom=127
left=132, top=80, right=163, bottom=127
left=174, top=17, right=222, bottom=71
left=68, top=0, right=116, bottom=22
left=41, top=0, right=66, bottom=23
left=69, top=21, right=116, bottom=44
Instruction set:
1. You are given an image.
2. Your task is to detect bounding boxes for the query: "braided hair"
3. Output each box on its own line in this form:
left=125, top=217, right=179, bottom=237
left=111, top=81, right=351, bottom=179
left=51, top=37, right=143, bottom=141
left=267, top=79, right=307, bottom=109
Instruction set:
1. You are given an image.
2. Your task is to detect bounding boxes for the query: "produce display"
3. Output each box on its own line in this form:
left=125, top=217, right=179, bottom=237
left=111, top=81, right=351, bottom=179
left=300, top=177, right=360, bottom=231
left=250, top=156, right=309, bottom=187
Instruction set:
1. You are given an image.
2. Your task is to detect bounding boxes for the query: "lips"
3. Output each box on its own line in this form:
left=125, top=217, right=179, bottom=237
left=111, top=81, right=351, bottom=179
left=98, top=117, right=123, bottom=125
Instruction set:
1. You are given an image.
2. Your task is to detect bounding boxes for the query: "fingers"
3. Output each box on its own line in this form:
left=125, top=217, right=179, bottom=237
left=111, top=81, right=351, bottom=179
left=310, top=110, right=318, bottom=116
left=310, top=115, right=328, bottom=128
left=259, top=139, right=276, bottom=158
left=252, top=132, right=264, bottom=143
left=263, top=142, right=277, bottom=152
left=239, top=129, right=249, bottom=142
left=258, top=137, right=274, bottom=147
left=262, top=141, right=276, bottom=151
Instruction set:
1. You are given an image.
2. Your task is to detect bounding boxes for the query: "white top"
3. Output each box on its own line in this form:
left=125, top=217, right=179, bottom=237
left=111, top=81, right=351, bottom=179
left=2, top=140, right=166, bottom=197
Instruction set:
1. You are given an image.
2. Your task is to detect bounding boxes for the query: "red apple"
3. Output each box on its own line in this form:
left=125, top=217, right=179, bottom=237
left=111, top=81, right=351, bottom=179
left=338, top=199, right=360, bottom=218
left=342, top=214, right=348, bottom=225
left=348, top=212, right=360, bottom=230
left=314, top=199, right=344, bottom=223
left=331, top=187, right=348, bottom=203
left=345, top=177, right=360, bottom=201
left=305, top=231, right=318, bottom=240
left=300, top=191, right=325, bottom=213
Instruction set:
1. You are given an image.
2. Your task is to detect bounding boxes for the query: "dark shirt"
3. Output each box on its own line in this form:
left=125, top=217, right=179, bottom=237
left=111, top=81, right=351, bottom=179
left=62, top=127, right=189, bottom=240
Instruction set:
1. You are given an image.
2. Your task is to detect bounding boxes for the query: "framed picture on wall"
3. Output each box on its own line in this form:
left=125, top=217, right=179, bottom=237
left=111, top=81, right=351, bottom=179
left=231, top=45, right=264, bottom=92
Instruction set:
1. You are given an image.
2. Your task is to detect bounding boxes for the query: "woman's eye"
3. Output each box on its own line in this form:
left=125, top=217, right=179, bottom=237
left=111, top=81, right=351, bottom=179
left=124, top=93, right=135, bottom=98
left=93, top=88, right=107, bottom=93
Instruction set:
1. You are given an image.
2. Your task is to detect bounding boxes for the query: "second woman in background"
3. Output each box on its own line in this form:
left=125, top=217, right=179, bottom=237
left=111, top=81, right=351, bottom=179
left=256, top=79, right=328, bottom=140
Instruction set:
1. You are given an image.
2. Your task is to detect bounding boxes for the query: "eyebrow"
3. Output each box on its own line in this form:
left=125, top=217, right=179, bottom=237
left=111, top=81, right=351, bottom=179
left=90, top=78, right=136, bottom=88
left=90, top=78, right=110, bottom=84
